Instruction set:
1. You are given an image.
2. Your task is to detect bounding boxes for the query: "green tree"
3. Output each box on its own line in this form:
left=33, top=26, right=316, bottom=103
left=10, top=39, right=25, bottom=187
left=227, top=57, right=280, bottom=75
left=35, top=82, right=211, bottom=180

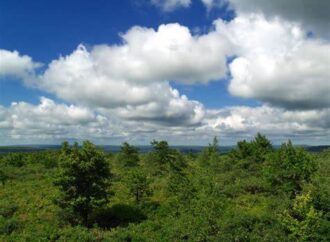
left=281, top=191, right=322, bottom=241
left=126, top=169, right=151, bottom=204
left=264, top=141, right=317, bottom=194
left=234, top=133, right=273, bottom=163
left=117, top=142, right=139, bottom=167
left=150, top=140, right=175, bottom=165
left=209, top=136, right=219, bottom=154
left=253, top=133, right=273, bottom=162
left=198, top=136, right=220, bottom=167
left=54, top=141, right=111, bottom=226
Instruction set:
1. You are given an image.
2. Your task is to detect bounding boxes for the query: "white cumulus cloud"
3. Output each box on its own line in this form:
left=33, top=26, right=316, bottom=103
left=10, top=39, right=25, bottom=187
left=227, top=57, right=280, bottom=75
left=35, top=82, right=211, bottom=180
left=0, top=49, right=41, bottom=80
left=215, top=14, right=330, bottom=109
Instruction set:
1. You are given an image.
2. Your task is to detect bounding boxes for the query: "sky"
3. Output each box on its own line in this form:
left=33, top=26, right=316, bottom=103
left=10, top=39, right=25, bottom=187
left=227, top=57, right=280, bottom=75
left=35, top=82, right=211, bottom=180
left=0, top=0, right=329, bottom=145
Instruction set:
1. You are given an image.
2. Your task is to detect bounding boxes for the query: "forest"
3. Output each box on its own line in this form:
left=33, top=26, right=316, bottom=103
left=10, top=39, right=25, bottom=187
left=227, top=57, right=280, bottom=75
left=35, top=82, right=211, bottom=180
left=0, top=134, right=329, bottom=241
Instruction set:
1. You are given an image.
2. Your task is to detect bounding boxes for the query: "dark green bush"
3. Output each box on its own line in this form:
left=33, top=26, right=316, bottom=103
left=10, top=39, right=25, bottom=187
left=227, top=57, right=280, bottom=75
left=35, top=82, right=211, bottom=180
left=3, top=153, right=25, bottom=167
left=0, top=217, right=21, bottom=235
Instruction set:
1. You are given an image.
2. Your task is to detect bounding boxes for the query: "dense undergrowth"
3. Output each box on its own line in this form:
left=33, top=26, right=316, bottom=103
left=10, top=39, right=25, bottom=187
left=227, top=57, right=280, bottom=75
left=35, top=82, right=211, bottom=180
left=0, top=134, right=329, bottom=241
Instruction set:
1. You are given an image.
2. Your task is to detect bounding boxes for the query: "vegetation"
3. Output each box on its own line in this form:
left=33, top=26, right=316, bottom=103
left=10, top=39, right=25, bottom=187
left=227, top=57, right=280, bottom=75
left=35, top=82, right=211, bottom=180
left=54, top=141, right=111, bottom=227
left=0, top=135, right=329, bottom=241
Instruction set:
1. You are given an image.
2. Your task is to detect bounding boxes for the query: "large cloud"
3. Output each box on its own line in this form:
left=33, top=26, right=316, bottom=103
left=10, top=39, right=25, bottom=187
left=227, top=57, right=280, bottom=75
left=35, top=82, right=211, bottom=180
left=39, top=45, right=206, bottom=126
left=37, top=23, right=231, bottom=125
left=227, top=0, right=330, bottom=38
left=216, top=14, right=330, bottom=109
left=0, top=49, right=41, bottom=80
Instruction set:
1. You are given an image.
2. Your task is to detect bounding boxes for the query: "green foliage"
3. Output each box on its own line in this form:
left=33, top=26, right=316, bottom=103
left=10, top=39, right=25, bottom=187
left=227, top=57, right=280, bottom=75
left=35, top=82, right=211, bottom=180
left=264, top=141, right=317, bottom=194
left=0, top=169, right=8, bottom=185
left=0, top=217, right=21, bottom=235
left=0, top=201, right=20, bottom=235
left=150, top=140, right=176, bottom=165
left=0, top=135, right=329, bottom=241
left=126, top=169, right=152, bottom=204
left=281, top=191, right=323, bottom=241
left=234, top=133, right=273, bottom=163
left=54, top=141, right=111, bottom=226
left=197, top=136, right=220, bottom=167
left=3, top=153, right=25, bottom=167
left=0, top=202, right=18, bottom=218
left=116, top=142, right=140, bottom=167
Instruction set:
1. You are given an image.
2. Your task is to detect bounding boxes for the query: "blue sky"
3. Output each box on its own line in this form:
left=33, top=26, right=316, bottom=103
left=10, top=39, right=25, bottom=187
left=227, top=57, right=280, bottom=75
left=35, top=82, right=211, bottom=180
left=0, top=0, right=329, bottom=145
left=0, top=0, right=238, bottom=107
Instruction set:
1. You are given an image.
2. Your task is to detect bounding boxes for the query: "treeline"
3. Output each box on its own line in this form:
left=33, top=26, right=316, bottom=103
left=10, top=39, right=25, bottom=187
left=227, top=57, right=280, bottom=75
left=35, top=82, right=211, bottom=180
left=0, top=134, right=329, bottom=241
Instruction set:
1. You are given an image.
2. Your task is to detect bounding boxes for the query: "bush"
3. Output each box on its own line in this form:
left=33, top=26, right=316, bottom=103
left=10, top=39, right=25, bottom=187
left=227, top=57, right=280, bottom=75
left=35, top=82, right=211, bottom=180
left=3, top=153, right=25, bottom=167
left=0, top=170, right=9, bottom=185
left=0, top=202, right=18, bottom=218
left=0, top=217, right=21, bottom=235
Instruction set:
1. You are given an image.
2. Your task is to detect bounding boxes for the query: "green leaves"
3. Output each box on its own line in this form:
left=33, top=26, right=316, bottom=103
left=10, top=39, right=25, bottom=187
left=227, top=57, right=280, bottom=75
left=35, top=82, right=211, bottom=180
left=264, top=141, right=317, bottom=194
left=54, top=141, right=111, bottom=226
left=281, top=191, right=323, bottom=241
left=1, top=135, right=329, bottom=241
left=116, top=142, right=140, bottom=167
left=125, top=169, right=152, bottom=204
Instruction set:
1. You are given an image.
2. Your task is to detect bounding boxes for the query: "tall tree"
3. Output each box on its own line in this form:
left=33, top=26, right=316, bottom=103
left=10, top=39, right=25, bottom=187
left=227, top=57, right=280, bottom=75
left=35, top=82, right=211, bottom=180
left=264, top=141, right=317, bottom=194
left=54, top=141, right=111, bottom=226
left=150, top=140, right=175, bottom=165
left=117, top=142, right=139, bottom=167
left=126, top=169, right=151, bottom=204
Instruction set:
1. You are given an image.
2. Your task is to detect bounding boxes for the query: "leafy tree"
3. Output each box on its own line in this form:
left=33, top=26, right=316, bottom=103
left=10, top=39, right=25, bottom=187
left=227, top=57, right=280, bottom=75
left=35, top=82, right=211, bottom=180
left=117, top=142, right=139, bottom=167
left=126, top=169, right=151, bottom=204
left=54, top=141, right=111, bottom=226
left=150, top=140, right=175, bottom=165
left=234, top=133, right=273, bottom=163
left=253, top=133, right=273, bottom=162
left=264, top=141, right=317, bottom=194
left=198, top=136, right=220, bottom=167
left=208, top=136, right=219, bottom=154
left=281, top=191, right=322, bottom=241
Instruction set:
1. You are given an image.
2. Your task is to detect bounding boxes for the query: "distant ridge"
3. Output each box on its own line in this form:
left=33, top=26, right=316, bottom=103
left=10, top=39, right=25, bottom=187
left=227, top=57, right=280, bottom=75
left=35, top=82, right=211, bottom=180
left=0, top=144, right=329, bottom=154
left=0, top=145, right=233, bottom=154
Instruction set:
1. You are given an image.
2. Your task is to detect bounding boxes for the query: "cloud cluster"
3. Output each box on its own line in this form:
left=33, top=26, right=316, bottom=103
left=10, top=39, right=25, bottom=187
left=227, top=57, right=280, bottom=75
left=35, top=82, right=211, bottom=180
left=1, top=97, right=329, bottom=145
left=38, top=23, right=231, bottom=125
left=205, top=106, right=330, bottom=134
left=1, top=1, right=330, bottom=144
left=0, top=97, right=128, bottom=144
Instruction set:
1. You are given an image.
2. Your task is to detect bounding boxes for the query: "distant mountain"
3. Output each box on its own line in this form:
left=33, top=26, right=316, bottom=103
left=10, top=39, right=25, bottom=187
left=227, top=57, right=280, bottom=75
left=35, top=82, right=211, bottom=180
left=0, top=145, right=234, bottom=154
left=0, top=144, right=328, bottom=154
left=303, top=145, right=330, bottom=153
